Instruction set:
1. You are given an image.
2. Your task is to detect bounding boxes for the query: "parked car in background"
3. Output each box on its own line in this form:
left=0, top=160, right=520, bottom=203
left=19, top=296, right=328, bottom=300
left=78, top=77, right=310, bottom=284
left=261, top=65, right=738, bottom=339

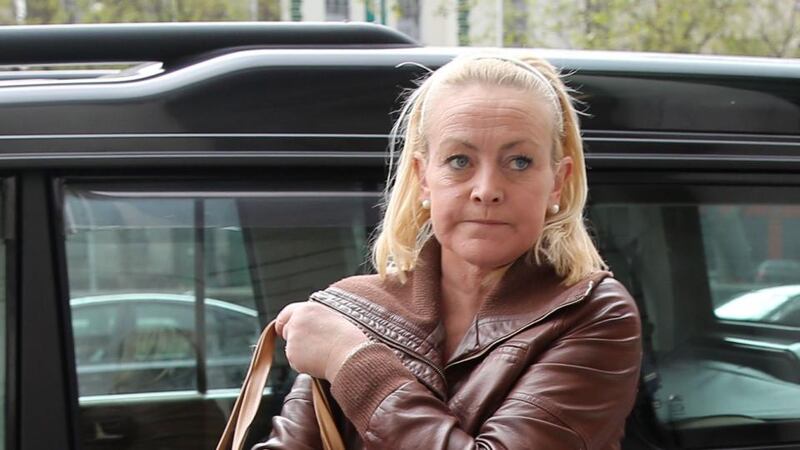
left=71, top=293, right=261, bottom=396
left=715, top=285, right=800, bottom=327
left=0, top=22, right=799, bottom=450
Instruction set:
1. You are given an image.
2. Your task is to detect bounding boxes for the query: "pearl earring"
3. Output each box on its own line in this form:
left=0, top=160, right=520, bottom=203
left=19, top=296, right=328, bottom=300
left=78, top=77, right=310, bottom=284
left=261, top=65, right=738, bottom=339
left=421, top=199, right=431, bottom=210
left=548, top=204, right=560, bottom=215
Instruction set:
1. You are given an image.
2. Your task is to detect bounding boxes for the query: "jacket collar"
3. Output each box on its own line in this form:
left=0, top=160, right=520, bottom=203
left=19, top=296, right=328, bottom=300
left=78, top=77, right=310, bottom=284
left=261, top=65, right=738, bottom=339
left=311, top=239, right=608, bottom=392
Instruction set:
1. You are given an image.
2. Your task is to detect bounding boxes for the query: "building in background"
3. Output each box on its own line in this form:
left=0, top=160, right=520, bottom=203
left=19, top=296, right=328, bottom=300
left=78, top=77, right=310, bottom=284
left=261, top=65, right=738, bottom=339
left=279, top=0, right=460, bottom=45
left=2, top=0, right=798, bottom=57
left=275, top=0, right=800, bottom=55
left=272, top=0, right=600, bottom=48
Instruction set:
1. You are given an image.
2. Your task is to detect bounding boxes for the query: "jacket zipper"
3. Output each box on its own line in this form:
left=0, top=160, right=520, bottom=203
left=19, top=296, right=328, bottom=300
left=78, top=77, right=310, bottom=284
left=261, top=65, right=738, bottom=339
left=444, top=280, right=595, bottom=371
left=311, top=294, right=448, bottom=384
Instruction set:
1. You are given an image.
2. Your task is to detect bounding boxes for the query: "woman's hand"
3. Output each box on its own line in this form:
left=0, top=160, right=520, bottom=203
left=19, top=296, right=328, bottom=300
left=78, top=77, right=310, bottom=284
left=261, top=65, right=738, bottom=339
left=275, top=302, right=369, bottom=382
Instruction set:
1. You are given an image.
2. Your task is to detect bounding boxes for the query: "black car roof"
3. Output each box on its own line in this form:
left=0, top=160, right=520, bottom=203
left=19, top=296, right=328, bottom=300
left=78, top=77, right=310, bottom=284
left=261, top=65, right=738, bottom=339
left=0, top=22, right=417, bottom=66
left=0, top=22, right=797, bottom=167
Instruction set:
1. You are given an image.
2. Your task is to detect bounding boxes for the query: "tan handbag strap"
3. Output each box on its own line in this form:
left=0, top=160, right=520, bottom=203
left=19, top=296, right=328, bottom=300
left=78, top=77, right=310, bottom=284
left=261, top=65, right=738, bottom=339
left=216, top=320, right=344, bottom=450
left=312, top=377, right=346, bottom=450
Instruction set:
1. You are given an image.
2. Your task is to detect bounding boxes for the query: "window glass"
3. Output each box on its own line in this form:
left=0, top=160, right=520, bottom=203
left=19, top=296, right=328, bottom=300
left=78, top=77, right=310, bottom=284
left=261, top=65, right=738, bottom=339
left=0, top=185, right=6, bottom=450
left=64, top=183, right=378, bottom=450
left=395, top=0, right=420, bottom=40
left=702, top=205, right=800, bottom=326
left=325, top=0, right=349, bottom=21
left=590, top=188, right=800, bottom=448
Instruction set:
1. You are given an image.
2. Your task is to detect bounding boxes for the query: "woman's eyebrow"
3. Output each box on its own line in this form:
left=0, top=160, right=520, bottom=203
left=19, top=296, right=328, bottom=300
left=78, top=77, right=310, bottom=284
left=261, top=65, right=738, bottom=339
left=500, top=139, right=536, bottom=150
left=440, top=138, right=538, bottom=151
left=441, top=138, right=479, bottom=151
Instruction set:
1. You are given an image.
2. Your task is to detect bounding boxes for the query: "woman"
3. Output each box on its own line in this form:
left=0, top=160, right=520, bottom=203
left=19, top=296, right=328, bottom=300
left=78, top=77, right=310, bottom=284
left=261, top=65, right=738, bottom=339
left=255, top=53, right=642, bottom=449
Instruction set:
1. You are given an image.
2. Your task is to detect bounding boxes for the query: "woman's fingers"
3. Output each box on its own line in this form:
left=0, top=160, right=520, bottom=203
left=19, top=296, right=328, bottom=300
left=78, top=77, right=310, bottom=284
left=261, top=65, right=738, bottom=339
left=274, top=302, right=301, bottom=339
left=272, top=301, right=368, bottom=380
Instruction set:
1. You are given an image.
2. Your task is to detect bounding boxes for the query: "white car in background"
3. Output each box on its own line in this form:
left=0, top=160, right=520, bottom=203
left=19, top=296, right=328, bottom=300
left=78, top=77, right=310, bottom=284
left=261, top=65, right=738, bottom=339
left=715, top=285, right=800, bottom=327
left=71, top=293, right=261, bottom=396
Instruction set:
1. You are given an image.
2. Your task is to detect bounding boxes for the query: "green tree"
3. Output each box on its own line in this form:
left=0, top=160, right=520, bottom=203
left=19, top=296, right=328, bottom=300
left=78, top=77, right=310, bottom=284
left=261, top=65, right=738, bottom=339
left=456, top=0, right=800, bottom=57
left=0, top=4, right=15, bottom=24
left=715, top=0, right=800, bottom=57
left=505, top=0, right=530, bottom=46
left=2, top=0, right=282, bottom=25
left=256, top=0, right=280, bottom=20
left=19, top=0, right=68, bottom=24
left=541, top=0, right=749, bottom=53
left=79, top=0, right=247, bottom=23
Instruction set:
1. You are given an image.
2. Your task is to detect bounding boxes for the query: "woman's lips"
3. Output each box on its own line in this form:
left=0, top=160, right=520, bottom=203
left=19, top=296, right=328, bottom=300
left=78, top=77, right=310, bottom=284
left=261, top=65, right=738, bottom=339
left=465, top=219, right=508, bottom=225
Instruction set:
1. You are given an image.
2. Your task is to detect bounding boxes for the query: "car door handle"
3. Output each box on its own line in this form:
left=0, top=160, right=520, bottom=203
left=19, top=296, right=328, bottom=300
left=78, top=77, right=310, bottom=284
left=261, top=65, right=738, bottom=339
left=92, top=421, right=125, bottom=441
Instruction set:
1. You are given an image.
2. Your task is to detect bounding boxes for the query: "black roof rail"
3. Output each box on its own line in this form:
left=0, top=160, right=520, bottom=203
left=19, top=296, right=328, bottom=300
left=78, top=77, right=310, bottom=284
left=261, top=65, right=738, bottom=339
left=0, top=22, right=418, bottom=66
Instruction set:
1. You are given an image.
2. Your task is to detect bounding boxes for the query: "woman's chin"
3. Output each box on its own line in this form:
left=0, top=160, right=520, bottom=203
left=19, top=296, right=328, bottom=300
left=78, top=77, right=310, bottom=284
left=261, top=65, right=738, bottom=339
left=446, top=242, right=527, bottom=270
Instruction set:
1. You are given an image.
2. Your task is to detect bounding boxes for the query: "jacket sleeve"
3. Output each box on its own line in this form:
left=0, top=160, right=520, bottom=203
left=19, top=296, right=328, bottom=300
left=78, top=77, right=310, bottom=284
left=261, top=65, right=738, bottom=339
left=251, top=374, right=322, bottom=450
left=330, top=278, right=642, bottom=450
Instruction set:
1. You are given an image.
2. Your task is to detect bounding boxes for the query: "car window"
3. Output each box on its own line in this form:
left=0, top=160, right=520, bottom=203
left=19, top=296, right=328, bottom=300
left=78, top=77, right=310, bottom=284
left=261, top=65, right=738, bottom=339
left=589, top=185, right=800, bottom=449
left=0, top=183, right=6, bottom=450
left=63, top=181, right=379, bottom=450
left=702, top=205, right=800, bottom=327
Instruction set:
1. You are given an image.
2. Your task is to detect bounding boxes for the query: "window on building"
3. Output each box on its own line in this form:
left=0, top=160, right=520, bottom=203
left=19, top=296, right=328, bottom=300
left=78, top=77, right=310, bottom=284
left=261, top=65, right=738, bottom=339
left=396, top=0, right=420, bottom=40
left=325, top=0, right=349, bottom=21
left=64, top=181, right=379, bottom=450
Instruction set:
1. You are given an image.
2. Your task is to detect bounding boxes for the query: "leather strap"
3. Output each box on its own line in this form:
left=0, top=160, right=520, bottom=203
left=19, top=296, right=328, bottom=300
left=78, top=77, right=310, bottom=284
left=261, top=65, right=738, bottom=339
left=216, top=320, right=345, bottom=450
left=312, top=377, right=345, bottom=450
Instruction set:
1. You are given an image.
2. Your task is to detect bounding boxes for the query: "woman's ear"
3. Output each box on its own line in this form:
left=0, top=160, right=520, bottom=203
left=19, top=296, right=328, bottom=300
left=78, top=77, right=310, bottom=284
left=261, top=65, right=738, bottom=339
left=550, top=156, right=573, bottom=205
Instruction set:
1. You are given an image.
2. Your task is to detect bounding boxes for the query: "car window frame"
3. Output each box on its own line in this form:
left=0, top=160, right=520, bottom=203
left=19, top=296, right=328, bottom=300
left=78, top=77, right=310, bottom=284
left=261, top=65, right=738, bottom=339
left=1, top=177, right=17, bottom=450
left=53, top=171, right=385, bottom=441
left=588, top=167, right=800, bottom=449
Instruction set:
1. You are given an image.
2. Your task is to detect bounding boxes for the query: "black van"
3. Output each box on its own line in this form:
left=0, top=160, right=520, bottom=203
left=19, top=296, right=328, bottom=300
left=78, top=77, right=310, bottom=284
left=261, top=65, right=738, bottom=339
left=1, top=22, right=799, bottom=450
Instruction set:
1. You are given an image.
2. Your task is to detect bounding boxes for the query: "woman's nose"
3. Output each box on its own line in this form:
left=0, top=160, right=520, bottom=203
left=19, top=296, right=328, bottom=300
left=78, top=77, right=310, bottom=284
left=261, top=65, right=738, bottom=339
left=470, top=168, right=504, bottom=204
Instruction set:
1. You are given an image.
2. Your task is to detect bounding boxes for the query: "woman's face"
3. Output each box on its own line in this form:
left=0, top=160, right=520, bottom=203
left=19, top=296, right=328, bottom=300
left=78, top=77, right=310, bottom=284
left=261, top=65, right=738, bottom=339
left=416, top=83, right=572, bottom=270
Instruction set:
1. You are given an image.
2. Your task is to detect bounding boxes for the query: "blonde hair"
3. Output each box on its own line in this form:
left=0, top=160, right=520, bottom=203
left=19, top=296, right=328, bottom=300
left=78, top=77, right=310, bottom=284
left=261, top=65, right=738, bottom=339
left=372, top=53, right=606, bottom=285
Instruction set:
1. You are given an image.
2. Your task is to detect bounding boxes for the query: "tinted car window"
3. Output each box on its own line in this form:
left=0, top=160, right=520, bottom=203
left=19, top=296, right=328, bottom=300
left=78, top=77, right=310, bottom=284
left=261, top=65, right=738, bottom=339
left=0, top=184, right=6, bottom=450
left=701, top=204, right=800, bottom=327
left=71, top=295, right=259, bottom=396
left=589, top=184, right=800, bottom=449
left=63, top=181, right=378, bottom=450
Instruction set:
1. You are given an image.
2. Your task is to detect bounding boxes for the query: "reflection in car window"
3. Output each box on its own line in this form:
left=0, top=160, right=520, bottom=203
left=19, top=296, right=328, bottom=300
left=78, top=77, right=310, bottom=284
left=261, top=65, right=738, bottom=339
left=590, top=192, right=800, bottom=449
left=702, top=205, right=800, bottom=327
left=63, top=184, right=378, bottom=450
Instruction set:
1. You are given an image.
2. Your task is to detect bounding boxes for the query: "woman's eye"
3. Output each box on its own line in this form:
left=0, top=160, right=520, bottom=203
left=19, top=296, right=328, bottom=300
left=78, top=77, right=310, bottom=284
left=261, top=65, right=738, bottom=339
left=446, top=155, right=470, bottom=169
left=510, top=156, right=532, bottom=170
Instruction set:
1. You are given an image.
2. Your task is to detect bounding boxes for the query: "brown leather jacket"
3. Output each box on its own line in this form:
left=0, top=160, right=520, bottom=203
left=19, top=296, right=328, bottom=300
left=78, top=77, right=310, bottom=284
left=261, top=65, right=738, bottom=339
left=254, top=243, right=642, bottom=450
